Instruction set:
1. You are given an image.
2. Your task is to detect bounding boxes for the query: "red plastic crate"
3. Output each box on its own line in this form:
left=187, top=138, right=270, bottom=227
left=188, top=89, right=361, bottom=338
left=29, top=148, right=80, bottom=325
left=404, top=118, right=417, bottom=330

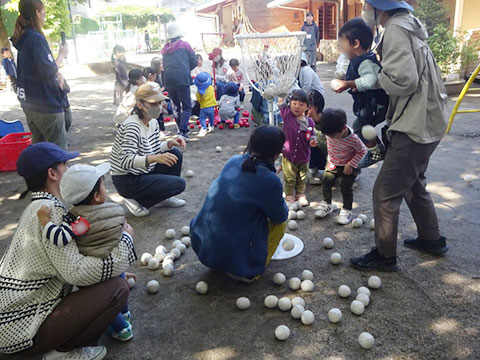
left=0, top=132, right=32, bottom=172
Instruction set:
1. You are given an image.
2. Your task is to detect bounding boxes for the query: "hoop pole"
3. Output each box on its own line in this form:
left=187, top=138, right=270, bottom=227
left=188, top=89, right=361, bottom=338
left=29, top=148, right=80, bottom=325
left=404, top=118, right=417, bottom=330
left=268, top=100, right=274, bottom=126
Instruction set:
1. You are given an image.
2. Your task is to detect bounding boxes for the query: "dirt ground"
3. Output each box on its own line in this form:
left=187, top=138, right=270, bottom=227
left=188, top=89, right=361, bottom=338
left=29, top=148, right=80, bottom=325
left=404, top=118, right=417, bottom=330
left=0, top=60, right=479, bottom=360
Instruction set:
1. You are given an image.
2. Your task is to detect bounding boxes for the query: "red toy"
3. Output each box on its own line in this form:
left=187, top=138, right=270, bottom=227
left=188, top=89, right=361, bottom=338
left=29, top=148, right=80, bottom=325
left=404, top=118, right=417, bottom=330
left=245, top=123, right=250, bottom=128
left=242, top=110, right=249, bottom=117
left=219, top=124, right=224, bottom=130
left=196, top=120, right=200, bottom=125
left=163, top=91, right=168, bottom=96
left=164, top=117, right=170, bottom=122
left=229, top=123, right=234, bottom=129
left=189, top=124, right=194, bottom=129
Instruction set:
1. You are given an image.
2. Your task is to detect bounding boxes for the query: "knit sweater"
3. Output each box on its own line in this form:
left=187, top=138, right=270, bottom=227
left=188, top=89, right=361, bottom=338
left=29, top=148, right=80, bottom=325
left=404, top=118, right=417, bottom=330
left=0, top=192, right=135, bottom=354
left=326, top=126, right=367, bottom=168
left=281, top=105, right=316, bottom=164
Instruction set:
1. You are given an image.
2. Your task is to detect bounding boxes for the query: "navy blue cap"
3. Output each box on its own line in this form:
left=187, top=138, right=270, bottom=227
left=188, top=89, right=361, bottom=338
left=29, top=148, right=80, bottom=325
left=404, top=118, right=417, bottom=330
left=17, top=142, right=79, bottom=179
left=194, top=72, right=212, bottom=95
left=225, top=82, right=239, bottom=97
left=365, top=0, right=413, bottom=11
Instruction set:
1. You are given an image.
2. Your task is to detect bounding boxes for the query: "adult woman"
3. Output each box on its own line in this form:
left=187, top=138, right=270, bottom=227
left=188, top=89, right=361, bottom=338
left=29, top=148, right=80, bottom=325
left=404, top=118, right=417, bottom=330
left=190, top=125, right=288, bottom=282
left=209, top=48, right=230, bottom=100
left=112, top=45, right=128, bottom=105
left=12, top=0, right=69, bottom=149
left=110, top=82, right=187, bottom=217
left=351, top=0, right=448, bottom=271
left=300, top=11, right=320, bottom=71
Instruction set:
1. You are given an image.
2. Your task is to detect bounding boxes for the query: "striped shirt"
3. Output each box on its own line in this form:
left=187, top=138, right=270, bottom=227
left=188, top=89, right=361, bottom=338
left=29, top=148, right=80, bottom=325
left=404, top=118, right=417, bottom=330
left=43, top=220, right=75, bottom=247
left=326, top=126, right=367, bottom=168
left=110, top=114, right=170, bottom=176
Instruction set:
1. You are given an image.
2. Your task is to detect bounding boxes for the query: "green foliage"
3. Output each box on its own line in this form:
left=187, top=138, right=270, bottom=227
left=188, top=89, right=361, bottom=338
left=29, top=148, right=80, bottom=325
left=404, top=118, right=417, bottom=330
left=414, top=0, right=448, bottom=36
left=73, top=16, right=99, bottom=35
left=1, top=5, right=17, bottom=37
left=101, top=5, right=173, bottom=29
left=150, top=36, right=161, bottom=50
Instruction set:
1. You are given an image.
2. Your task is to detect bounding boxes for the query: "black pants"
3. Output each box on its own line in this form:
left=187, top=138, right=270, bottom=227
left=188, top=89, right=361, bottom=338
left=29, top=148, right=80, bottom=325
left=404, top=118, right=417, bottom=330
left=322, top=165, right=358, bottom=210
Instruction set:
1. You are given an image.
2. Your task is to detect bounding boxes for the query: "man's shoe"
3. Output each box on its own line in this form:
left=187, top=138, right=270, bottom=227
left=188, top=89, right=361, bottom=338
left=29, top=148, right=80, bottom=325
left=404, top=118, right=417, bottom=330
left=350, top=247, right=398, bottom=272
left=42, top=346, right=107, bottom=360
left=404, top=236, right=449, bottom=256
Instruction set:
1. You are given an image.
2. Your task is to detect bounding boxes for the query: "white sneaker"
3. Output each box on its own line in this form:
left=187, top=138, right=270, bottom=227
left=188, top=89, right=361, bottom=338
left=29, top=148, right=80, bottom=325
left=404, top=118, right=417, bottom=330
left=198, top=128, right=207, bottom=137
left=337, top=209, right=353, bottom=225
left=123, top=198, right=150, bottom=217
left=207, top=125, right=214, bottom=133
left=314, top=201, right=338, bottom=218
left=42, top=346, right=107, bottom=360
left=155, top=196, right=186, bottom=208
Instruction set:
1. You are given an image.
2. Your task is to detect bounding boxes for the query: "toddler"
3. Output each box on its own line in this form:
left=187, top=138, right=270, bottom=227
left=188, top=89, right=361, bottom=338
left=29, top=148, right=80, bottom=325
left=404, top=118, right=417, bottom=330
left=194, top=72, right=216, bottom=136
left=218, top=82, right=241, bottom=128
left=227, top=58, right=245, bottom=104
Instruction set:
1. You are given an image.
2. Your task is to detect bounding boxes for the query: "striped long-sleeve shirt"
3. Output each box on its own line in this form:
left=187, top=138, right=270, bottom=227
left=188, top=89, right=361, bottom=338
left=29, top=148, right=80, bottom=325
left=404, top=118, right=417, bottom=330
left=110, top=114, right=170, bottom=176
left=326, top=126, right=367, bottom=168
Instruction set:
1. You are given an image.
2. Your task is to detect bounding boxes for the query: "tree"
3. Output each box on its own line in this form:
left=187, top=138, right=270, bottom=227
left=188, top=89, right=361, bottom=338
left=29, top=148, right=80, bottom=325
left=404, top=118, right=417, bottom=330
left=102, top=5, right=173, bottom=30
left=157, top=12, right=175, bottom=41
left=414, top=0, right=448, bottom=36
left=0, top=7, right=11, bottom=50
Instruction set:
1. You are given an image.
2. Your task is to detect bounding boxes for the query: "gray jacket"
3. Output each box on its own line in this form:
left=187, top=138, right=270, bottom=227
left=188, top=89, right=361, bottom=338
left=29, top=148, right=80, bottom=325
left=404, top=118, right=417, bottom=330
left=218, top=94, right=240, bottom=120
left=377, top=12, right=447, bottom=144
left=299, top=65, right=325, bottom=96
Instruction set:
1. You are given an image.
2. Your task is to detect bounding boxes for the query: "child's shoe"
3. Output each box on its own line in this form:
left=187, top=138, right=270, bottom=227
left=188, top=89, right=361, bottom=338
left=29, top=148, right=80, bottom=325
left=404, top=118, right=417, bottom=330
left=296, top=194, right=309, bottom=207
left=207, top=125, right=214, bottom=133
left=337, top=209, right=353, bottom=225
left=110, top=321, right=133, bottom=342
left=307, top=168, right=322, bottom=185
left=122, top=311, right=131, bottom=322
left=198, top=128, right=207, bottom=137
left=285, top=195, right=296, bottom=204
left=314, top=201, right=338, bottom=218
left=234, top=124, right=240, bottom=129
left=358, top=143, right=385, bottom=168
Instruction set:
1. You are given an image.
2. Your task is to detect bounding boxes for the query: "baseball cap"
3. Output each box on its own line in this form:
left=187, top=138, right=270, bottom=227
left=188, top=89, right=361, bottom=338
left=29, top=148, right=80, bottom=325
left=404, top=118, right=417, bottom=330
left=365, top=0, right=413, bottom=11
left=208, top=47, right=222, bottom=61
left=194, top=72, right=212, bottom=95
left=60, top=163, right=111, bottom=205
left=17, top=142, right=79, bottom=179
left=135, top=82, right=168, bottom=103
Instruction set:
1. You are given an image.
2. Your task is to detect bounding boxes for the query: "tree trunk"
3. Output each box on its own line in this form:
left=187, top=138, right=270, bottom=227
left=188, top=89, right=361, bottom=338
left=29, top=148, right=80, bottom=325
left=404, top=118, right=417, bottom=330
left=0, top=7, right=11, bottom=51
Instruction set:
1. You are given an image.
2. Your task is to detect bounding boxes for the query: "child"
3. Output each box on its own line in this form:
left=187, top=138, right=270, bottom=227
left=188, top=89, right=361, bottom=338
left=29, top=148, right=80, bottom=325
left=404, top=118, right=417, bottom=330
left=227, top=58, right=246, bottom=104
left=151, top=57, right=165, bottom=89
left=279, top=90, right=317, bottom=206
left=331, top=18, right=389, bottom=167
left=315, top=108, right=367, bottom=225
left=111, top=45, right=128, bottom=105
left=143, top=67, right=158, bottom=83
left=114, top=69, right=146, bottom=125
left=1, top=48, right=17, bottom=92
left=218, top=82, right=241, bottom=128
left=194, top=72, right=216, bottom=137
left=190, top=125, right=288, bottom=282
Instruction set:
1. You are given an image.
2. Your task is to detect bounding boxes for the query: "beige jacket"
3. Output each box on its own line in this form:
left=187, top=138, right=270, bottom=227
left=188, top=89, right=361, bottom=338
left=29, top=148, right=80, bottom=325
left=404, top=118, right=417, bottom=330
left=377, top=12, right=448, bottom=144
left=71, top=202, right=125, bottom=258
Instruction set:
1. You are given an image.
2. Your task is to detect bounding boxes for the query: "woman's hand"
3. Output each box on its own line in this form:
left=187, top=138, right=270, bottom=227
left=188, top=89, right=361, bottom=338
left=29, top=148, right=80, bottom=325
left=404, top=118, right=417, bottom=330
left=37, top=205, right=52, bottom=227
left=57, top=72, right=65, bottom=90
left=56, top=44, right=69, bottom=67
left=168, top=138, right=186, bottom=149
left=149, top=152, right=179, bottom=167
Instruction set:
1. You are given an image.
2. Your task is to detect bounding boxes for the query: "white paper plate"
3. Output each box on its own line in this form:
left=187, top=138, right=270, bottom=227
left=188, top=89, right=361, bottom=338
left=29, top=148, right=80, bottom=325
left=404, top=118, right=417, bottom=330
left=271, top=233, right=304, bottom=260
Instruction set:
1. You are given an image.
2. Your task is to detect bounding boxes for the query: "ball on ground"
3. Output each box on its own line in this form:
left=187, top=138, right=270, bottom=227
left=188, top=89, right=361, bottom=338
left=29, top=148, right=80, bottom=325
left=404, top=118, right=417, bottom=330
left=288, top=203, right=298, bottom=211
left=287, top=220, right=298, bottom=230
left=296, top=210, right=306, bottom=220
left=172, top=239, right=182, bottom=248
left=291, top=304, right=305, bottom=319
left=162, top=263, right=174, bottom=276
left=264, top=295, right=279, bottom=308
left=301, top=270, right=313, bottom=281
left=289, top=277, right=301, bottom=291
left=195, top=281, right=208, bottom=294
left=181, top=236, right=191, bottom=247
left=273, top=273, right=286, bottom=285
left=368, top=275, right=382, bottom=289
left=278, top=297, right=292, bottom=311
left=288, top=210, right=296, bottom=220
left=352, top=218, right=363, bottom=228
left=140, top=252, right=153, bottom=265
left=127, top=277, right=135, bottom=288
left=165, top=229, right=176, bottom=239
left=170, top=247, right=181, bottom=259
left=361, top=125, right=377, bottom=141
left=330, top=252, right=342, bottom=264
left=356, top=293, right=370, bottom=307
left=323, top=237, right=334, bottom=249
left=358, top=214, right=368, bottom=222
left=338, top=285, right=351, bottom=298
left=148, top=257, right=160, bottom=270
left=176, top=243, right=187, bottom=255
left=291, top=297, right=305, bottom=307
left=282, top=238, right=295, bottom=251
left=357, top=286, right=371, bottom=297
left=369, top=219, right=375, bottom=230
left=181, top=225, right=190, bottom=236
left=464, top=174, right=474, bottom=183
left=328, top=308, right=343, bottom=323
left=146, top=280, right=160, bottom=294
left=358, top=332, right=375, bottom=349
left=155, top=245, right=167, bottom=254
left=185, top=170, right=194, bottom=178
left=301, top=280, right=314, bottom=292
left=275, top=325, right=290, bottom=341
left=301, top=310, right=315, bottom=325
left=350, top=300, right=365, bottom=315
left=236, top=297, right=250, bottom=310
left=215, top=146, right=222, bottom=152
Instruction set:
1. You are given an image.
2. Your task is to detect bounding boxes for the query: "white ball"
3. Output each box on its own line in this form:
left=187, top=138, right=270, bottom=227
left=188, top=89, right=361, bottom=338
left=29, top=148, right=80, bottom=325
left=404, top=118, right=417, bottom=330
left=301, top=269, right=313, bottom=281
left=165, top=229, right=176, bottom=239
left=358, top=214, right=368, bottom=222
left=330, top=79, right=342, bottom=91
left=357, top=286, right=371, bottom=297
left=368, top=275, right=382, bottom=289
left=322, top=237, right=334, bottom=249
left=282, top=238, right=295, bottom=251
left=278, top=297, right=292, bottom=311
left=288, top=210, right=297, bottom=220
left=127, top=277, right=135, bottom=288
left=172, top=239, right=182, bottom=248
left=154, top=252, right=165, bottom=262
left=170, top=248, right=181, bottom=259
left=186, top=170, right=194, bottom=177
left=301, top=310, right=315, bottom=325
left=288, top=202, right=298, bottom=211
left=162, top=263, right=174, bottom=276
left=464, top=175, right=474, bottom=183
left=176, top=243, right=187, bottom=255
left=330, top=252, right=342, bottom=264
left=328, top=308, right=343, bottom=323
left=264, top=295, right=279, bottom=308
left=148, top=257, right=160, bottom=270
left=195, top=281, right=208, bottom=294
left=361, top=125, right=377, bottom=141
left=288, top=277, right=301, bottom=291
left=236, top=297, right=250, bottom=310
left=140, top=252, right=153, bottom=265
left=338, top=285, right=351, bottom=298
left=350, top=300, right=365, bottom=315
left=291, top=297, right=305, bottom=307
left=162, top=258, right=174, bottom=268
left=301, top=280, right=314, bottom=292
left=163, top=254, right=175, bottom=264
left=155, top=245, right=167, bottom=254
left=358, top=332, right=375, bottom=349
left=146, top=280, right=160, bottom=294
left=352, top=218, right=363, bottom=228
left=274, top=325, right=290, bottom=341
left=369, top=219, right=375, bottom=230
left=181, top=225, right=190, bottom=236
left=296, top=210, right=306, bottom=220
left=287, top=220, right=298, bottom=230
left=181, top=236, right=191, bottom=247
left=215, top=146, right=222, bottom=152
left=356, top=293, right=370, bottom=307
left=291, top=304, right=305, bottom=319
left=273, top=272, right=286, bottom=285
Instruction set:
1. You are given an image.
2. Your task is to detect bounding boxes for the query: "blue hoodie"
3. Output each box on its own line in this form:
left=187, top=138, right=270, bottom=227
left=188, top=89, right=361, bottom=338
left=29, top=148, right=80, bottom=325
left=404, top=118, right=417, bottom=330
left=161, top=39, right=197, bottom=90
left=13, top=28, right=64, bottom=113
left=190, top=154, right=288, bottom=278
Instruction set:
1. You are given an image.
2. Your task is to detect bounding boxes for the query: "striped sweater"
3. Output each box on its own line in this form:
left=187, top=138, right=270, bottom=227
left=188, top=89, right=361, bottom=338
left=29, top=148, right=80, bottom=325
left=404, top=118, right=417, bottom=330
left=0, top=192, right=135, bottom=354
left=326, top=126, right=367, bottom=168
left=110, top=114, right=170, bottom=176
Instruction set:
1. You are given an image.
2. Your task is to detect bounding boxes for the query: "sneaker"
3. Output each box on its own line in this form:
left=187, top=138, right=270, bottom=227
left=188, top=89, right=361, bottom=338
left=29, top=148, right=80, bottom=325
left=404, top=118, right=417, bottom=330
left=42, top=346, right=107, bottom=360
left=404, top=236, right=449, bottom=256
left=198, top=128, right=207, bottom=137
left=234, top=124, right=240, bottom=129
left=314, top=201, right=338, bottom=218
left=207, top=125, right=214, bottom=133
left=296, top=194, right=309, bottom=207
left=122, top=311, right=131, bottom=322
left=155, top=197, right=186, bottom=208
left=337, top=209, right=353, bottom=225
left=110, top=321, right=133, bottom=342
left=226, top=272, right=259, bottom=283
left=307, top=169, right=322, bottom=185
left=123, top=198, right=149, bottom=217
left=350, top=247, right=398, bottom=272
left=358, top=143, right=385, bottom=168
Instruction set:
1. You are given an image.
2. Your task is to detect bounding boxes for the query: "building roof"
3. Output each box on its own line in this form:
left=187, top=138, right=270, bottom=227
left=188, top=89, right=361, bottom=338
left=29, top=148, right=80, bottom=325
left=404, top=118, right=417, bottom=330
left=196, top=0, right=230, bottom=12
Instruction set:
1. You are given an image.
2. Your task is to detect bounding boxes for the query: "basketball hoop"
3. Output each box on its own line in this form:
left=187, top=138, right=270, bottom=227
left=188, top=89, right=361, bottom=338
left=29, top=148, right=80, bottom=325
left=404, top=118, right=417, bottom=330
left=234, top=32, right=306, bottom=125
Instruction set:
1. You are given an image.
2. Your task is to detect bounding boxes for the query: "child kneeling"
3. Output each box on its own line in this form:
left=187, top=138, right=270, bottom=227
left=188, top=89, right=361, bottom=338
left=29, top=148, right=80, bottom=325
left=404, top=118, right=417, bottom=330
left=218, top=82, right=241, bottom=127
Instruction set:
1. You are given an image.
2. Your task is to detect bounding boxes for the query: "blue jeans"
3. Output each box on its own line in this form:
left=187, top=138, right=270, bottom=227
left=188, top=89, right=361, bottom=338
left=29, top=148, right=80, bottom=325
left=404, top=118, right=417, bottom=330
left=199, top=106, right=215, bottom=129
left=112, top=148, right=186, bottom=208
left=168, top=86, right=191, bottom=135
left=111, top=272, right=130, bottom=332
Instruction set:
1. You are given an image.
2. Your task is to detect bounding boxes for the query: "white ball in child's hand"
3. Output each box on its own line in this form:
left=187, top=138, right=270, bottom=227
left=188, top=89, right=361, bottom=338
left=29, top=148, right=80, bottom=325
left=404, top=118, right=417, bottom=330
left=358, top=214, right=368, bottom=222
left=146, top=280, right=160, bottom=294
left=181, top=225, right=190, bottom=236
left=140, top=252, right=153, bottom=265
left=273, top=272, right=286, bottom=285
left=291, top=304, right=305, bottom=319
left=176, top=243, right=187, bottom=255
left=165, top=229, right=176, bottom=239
left=195, top=281, right=208, bottom=294
left=215, top=146, right=222, bottom=152
left=359, top=332, right=375, bottom=349
left=357, top=286, right=371, bottom=297
left=282, top=238, right=295, bottom=251
left=361, top=125, right=377, bottom=141
left=369, top=219, right=375, bottom=230
left=322, top=237, right=334, bottom=249
left=464, top=174, right=474, bottom=183
left=236, top=297, right=250, bottom=310
left=352, top=218, right=363, bottom=228
left=172, top=240, right=182, bottom=248
left=289, top=277, right=301, bottom=291
left=264, top=295, right=279, bottom=308
left=181, top=236, right=191, bottom=247
left=162, top=263, right=174, bottom=276
left=330, top=252, right=342, bottom=264
left=328, top=308, right=343, bottom=323
left=350, top=300, right=365, bottom=315
left=287, top=220, right=298, bottom=230
left=186, top=170, right=194, bottom=177
left=330, top=79, right=342, bottom=91
left=127, top=277, right=135, bottom=288
left=338, top=285, right=351, bottom=298
left=368, top=275, right=382, bottom=289
left=301, top=270, right=313, bottom=281
left=296, top=210, right=306, bottom=220
left=356, top=293, right=370, bottom=307
left=288, top=210, right=297, bottom=220
left=301, top=280, right=314, bottom=292
left=291, top=297, right=305, bottom=307
left=275, top=325, right=290, bottom=341
left=301, top=310, right=315, bottom=325
left=148, top=257, right=160, bottom=270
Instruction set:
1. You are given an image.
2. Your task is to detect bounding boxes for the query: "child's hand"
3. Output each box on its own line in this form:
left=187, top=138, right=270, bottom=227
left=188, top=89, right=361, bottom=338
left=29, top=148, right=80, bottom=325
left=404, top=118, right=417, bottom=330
left=37, top=206, right=52, bottom=227
left=344, top=164, right=354, bottom=175
left=276, top=165, right=282, bottom=174
left=125, top=272, right=137, bottom=282
left=330, top=79, right=349, bottom=93
left=123, top=222, right=134, bottom=237
left=309, top=139, right=318, bottom=148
